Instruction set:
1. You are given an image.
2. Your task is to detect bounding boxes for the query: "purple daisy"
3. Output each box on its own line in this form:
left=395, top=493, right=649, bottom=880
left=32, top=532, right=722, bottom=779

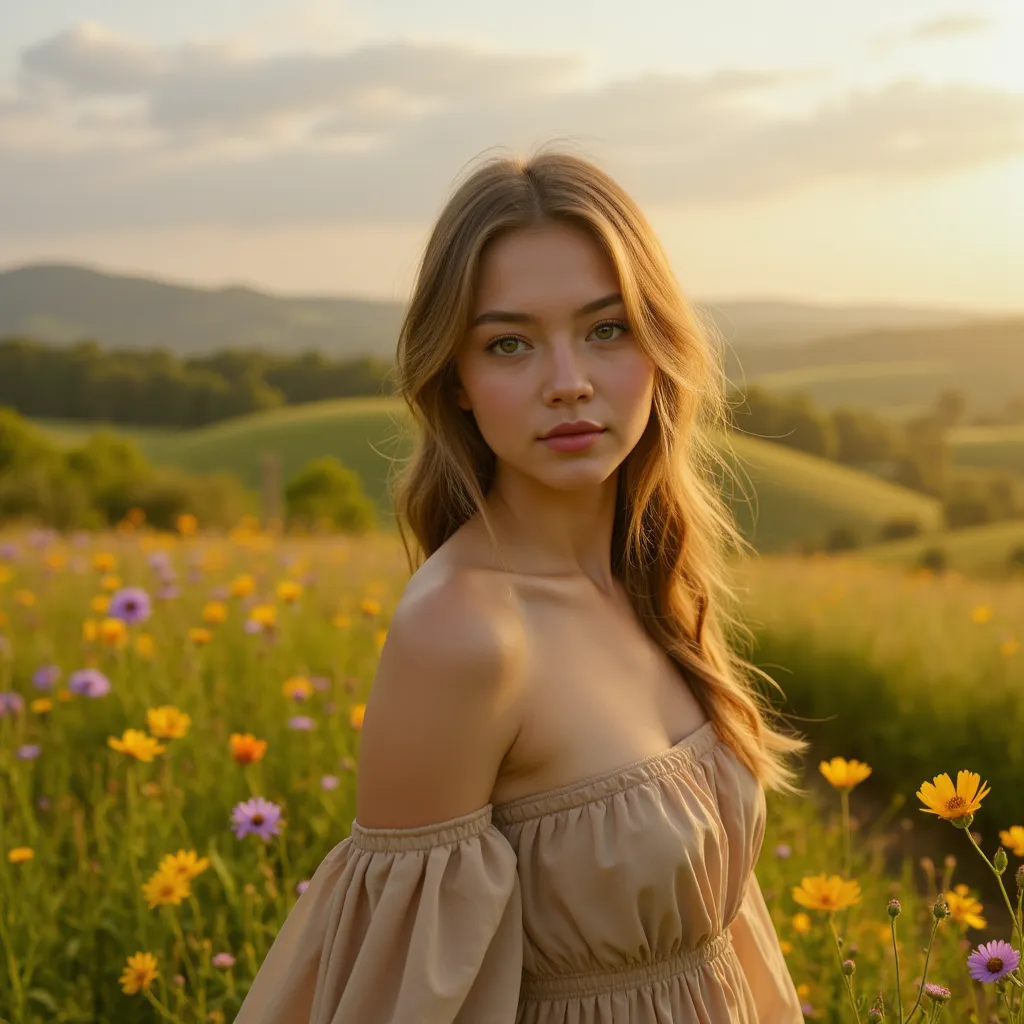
left=967, top=939, right=1020, bottom=983
left=211, top=952, right=236, bottom=969
left=108, top=587, right=152, bottom=624
left=287, top=716, right=315, bottom=731
left=774, top=844, right=792, bottom=859
left=68, top=668, right=111, bottom=698
left=16, top=744, right=42, bottom=760
left=231, top=797, right=283, bottom=841
left=320, top=775, right=340, bottom=791
left=0, top=692, right=24, bottom=716
left=32, top=664, right=62, bottom=690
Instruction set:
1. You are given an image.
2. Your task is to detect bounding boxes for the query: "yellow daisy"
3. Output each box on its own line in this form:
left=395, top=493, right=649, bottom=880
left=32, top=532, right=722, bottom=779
left=944, top=884, right=987, bottom=930
left=916, top=771, right=990, bottom=823
left=146, top=705, right=192, bottom=739
left=119, top=951, right=159, bottom=995
left=819, top=757, right=872, bottom=790
left=158, top=849, right=211, bottom=882
left=791, top=874, right=862, bottom=912
left=998, top=825, right=1024, bottom=857
left=8, top=847, right=34, bottom=864
left=141, top=867, right=191, bottom=908
left=107, top=729, right=167, bottom=763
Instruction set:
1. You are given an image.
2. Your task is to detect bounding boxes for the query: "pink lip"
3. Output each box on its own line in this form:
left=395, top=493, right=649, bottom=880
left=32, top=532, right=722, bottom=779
left=541, top=429, right=605, bottom=452
left=541, top=421, right=604, bottom=439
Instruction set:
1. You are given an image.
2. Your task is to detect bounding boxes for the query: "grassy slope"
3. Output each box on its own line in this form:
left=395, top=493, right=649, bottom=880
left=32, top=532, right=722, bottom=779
left=33, top=400, right=941, bottom=553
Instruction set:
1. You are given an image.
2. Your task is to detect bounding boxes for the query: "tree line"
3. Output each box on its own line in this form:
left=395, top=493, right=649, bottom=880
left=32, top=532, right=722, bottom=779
left=0, top=337, right=396, bottom=428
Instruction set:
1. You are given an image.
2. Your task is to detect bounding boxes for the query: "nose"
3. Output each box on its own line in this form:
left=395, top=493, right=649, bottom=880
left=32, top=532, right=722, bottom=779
left=541, top=343, right=595, bottom=405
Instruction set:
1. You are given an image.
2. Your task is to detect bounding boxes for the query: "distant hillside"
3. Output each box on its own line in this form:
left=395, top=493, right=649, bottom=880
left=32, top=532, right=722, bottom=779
left=729, top=318, right=1024, bottom=417
left=0, top=263, right=981, bottom=359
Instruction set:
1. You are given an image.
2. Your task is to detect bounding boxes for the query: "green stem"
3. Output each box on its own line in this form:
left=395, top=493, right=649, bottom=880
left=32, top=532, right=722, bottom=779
left=143, top=986, right=182, bottom=1022
left=964, top=830, right=1024, bottom=950
left=840, top=789, right=852, bottom=881
left=902, top=917, right=940, bottom=1024
left=827, top=914, right=861, bottom=1023
left=891, top=916, right=904, bottom=1023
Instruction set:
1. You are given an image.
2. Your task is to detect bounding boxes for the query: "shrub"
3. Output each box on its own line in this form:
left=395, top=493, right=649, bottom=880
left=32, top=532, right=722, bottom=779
left=284, top=456, right=377, bottom=535
left=824, top=525, right=861, bottom=552
left=917, top=546, right=948, bottom=574
left=876, top=517, right=923, bottom=542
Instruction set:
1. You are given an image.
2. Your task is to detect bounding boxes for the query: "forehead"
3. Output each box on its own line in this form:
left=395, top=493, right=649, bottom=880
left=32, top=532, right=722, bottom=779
left=472, top=222, right=620, bottom=310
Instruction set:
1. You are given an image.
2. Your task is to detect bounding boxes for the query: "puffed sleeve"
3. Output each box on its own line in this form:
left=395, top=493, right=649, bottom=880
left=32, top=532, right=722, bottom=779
left=234, top=804, right=522, bottom=1024
left=728, top=870, right=804, bottom=1023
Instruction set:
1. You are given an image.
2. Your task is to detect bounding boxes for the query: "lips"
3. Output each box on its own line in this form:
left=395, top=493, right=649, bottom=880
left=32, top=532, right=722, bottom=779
left=541, top=421, right=605, bottom=439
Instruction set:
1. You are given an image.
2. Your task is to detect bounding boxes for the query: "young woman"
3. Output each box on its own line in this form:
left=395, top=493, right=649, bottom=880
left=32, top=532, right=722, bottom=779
left=236, top=146, right=809, bottom=1023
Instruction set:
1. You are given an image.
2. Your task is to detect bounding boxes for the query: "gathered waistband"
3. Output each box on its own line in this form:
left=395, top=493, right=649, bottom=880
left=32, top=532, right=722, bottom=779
left=519, top=929, right=734, bottom=1001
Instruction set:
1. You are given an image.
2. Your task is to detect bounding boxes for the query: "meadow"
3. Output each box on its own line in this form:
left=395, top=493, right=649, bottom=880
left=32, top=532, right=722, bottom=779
left=1, top=515, right=1022, bottom=1022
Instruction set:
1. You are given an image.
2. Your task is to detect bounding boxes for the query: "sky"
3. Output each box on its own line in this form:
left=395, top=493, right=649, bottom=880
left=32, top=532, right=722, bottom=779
left=1, top=0, right=1022, bottom=311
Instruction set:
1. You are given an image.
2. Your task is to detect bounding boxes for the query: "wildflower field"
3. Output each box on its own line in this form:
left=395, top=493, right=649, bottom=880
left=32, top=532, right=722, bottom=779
left=1, top=517, right=1022, bottom=1023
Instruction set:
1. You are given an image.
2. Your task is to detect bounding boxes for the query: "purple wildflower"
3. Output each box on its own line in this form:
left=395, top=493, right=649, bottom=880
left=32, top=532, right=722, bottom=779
left=774, top=844, right=792, bottom=859
left=156, top=584, right=180, bottom=601
left=211, top=952, right=236, bottom=969
left=243, top=618, right=263, bottom=635
left=108, top=587, right=152, bottom=624
left=231, top=797, right=283, bottom=841
left=287, top=716, right=315, bottom=731
left=209, top=586, right=230, bottom=601
left=32, top=664, right=61, bottom=690
left=68, top=668, right=111, bottom=698
left=967, top=939, right=1020, bottom=983
left=923, top=982, right=951, bottom=1003
left=147, top=550, right=171, bottom=570
left=0, top=692, right=24, bottom=716
left=311, top=676, right=330, bottom=692
left=296, top=880, right=310, bottom=895
left=0, top=542, right=19, bottom=561
left=320, top=775, right=340, bottom=791
left=16, top=744, right=42, bottom=760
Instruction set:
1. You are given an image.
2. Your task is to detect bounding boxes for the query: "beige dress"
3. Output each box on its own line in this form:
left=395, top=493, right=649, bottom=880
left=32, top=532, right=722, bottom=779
left=235, top=720, right=803, bottom=1023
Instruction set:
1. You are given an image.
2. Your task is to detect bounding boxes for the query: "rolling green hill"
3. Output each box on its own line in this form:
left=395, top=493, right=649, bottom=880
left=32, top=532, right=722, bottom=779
left=855, top=519, right=1024, bottom=577
left=31, top=399, right=944, bottom=553
left=949, top=424, right=1024, bottom=477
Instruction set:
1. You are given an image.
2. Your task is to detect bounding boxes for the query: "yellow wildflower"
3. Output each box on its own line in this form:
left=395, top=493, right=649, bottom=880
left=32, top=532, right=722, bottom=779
left=359, top=597, right=381, bottom=617
left=99, top=574, right=121, bottom=592
left=1001, top=637, right=1020, bottom=657
left=944, top=884, right=987, bottom=930
left=134, top=633, right=155, bottom=659
left=158, top=849, right=210, bottom=882
left=998, top=825, right=1024, bottom=857
left=332, top=613, right=351, bottom=629
left=30, top=697, right=54, bottom=714
left=57, top=688, right=73, bottom=703
left=277, top=580, right=303, bottom=604
left=917, top=771, right=990, bottom=824
left=119, top=951, right=160, bottom=995
left=98, top=617, right=127, bottom=647
left=14, top=589, right=36, bottom=607
left=373, top=628, right=388, bottom=652
left=282, top=676, right=313, bottom=701
left=8, top=847, right=34, bottom=864
left=249, top=604, right=277, bottom=627
left=142, top=867, right=191, bottom=908
left=796, top=983, right=811, bottom=1000
left=819, top=757, right=872, bottom=790
left=349, top=703, right=366, bottom=731
left=82, top=618, right=98, bottom=642
left=971, top=604, right=992, bottom=624
left=779, top=939, right=793, bottom=955
left=188, top=627, right=213, bottom=646
left=229, top=733, right=267, bottom=764
left=176, top=513, right=198, bottom=536
left=90, top=595, right=110, bottom=614
left=791, top=912, right=812, bottom=935
left=203, top=601, right=228, bottom=624
left=93, top=552, right=117, bottom=573
left=44, top=551, right=68, bottom=571
left=0, top=566, right=10, bottom=585
left=791, top=874, right=862, bottom=912
left=146, top=705, right=192, bottom=739
left=230, top=574, right=255, bottom=598
left=107, top=729, right=167, bottom=763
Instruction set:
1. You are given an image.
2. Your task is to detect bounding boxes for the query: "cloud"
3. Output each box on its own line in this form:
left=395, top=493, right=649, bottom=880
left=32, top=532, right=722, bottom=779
left=869, top=12, right=993, bottom=51
left=2, top=22, right=1023, bottom=234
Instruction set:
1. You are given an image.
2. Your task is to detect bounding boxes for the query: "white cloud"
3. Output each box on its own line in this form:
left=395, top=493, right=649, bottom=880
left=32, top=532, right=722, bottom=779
left=2, top=21, right=1023, bottom=234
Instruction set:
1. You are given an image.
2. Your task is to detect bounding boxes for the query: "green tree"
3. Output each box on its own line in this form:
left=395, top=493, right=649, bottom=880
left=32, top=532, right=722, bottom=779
left=284, top=456, right=377, bottom=534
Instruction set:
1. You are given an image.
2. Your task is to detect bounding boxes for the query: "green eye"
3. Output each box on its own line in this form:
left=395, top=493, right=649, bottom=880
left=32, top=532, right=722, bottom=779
left=485, top=319, right=629, bottom=356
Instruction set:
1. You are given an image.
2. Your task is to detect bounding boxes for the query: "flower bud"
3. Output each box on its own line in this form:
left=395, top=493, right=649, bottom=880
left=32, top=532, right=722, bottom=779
left=842, top=959, right=856, bottom=976
left=867, top=1011, right=883, bottom=1023
left=944, top=854, right=956, bottom=869
left=951, top=813, right=974, bottom=830
left=932, top=895, right=950, bottom=920
left=1017, top=864, right=1024, bottom=895
left=887, top=898, right=902, bottom=919
left=923, top=983, right=951, bottom=1004
left=993, top=846, right=1008, bottom=875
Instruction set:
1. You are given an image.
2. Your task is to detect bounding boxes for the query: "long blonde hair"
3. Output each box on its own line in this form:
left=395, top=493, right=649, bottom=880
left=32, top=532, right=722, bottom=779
left=387, top=143, right=809, bottom=796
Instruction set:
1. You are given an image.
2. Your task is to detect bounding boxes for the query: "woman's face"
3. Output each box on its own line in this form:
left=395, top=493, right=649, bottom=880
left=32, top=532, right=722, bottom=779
left=454, top=221, right=656, bottom=493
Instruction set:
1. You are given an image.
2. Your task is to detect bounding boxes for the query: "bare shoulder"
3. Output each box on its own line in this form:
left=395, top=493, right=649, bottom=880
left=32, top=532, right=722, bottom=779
left=354, top=564, right=528, bottom=829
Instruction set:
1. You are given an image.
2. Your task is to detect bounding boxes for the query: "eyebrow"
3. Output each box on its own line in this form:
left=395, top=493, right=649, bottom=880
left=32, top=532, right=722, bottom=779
left=470, top=292, right=623, bottom=328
